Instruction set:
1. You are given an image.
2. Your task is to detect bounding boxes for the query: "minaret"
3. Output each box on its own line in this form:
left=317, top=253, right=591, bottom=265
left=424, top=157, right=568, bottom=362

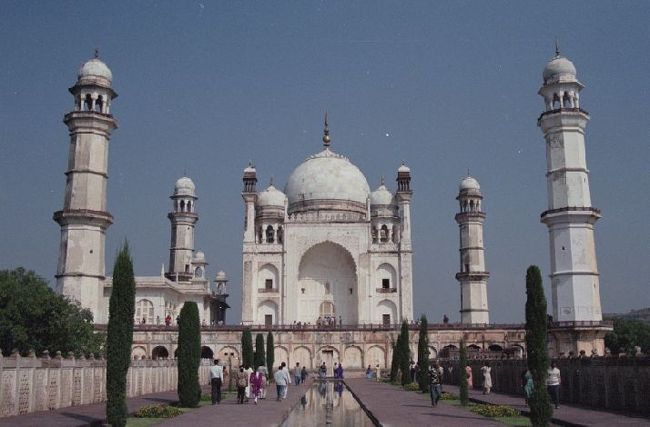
left=455, top=176, right=490, bottom=324
left=211, top=270, right=230, bottom=325
left=538, top=47, right=602, bottom=321
left=166, top=177, right=198, bottom=282
left=395, top=162, right=414, bottom=321
left=53, top=53, right=117, bottom=323
left=241, top=163, right=258, bottom=323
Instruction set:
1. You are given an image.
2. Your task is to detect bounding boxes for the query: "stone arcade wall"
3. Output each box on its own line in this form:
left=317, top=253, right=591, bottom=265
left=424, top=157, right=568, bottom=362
left=0, top=351, right=210, bottom=418
left=442, top=357, right=650, bottom=415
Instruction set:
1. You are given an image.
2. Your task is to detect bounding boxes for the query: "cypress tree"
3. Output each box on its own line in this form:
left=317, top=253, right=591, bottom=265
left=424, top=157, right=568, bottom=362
left=241, top=328, right=254, bottom=368
left=177, top=302, right=201, bottom=407
left=254, top=333, right=265, bottom=370
left=459, top=339, right=469, bottom=406
left=525, top=265, right=552, bottom=426
left=399, top=320, right=411, bottom=386
left=390, top=341, right=399, bottom=382
left=266, top=331, right=274, bottom=377
left=417, top=315, right=430, bottom=392
left=106, top=242, right=136, bottom=427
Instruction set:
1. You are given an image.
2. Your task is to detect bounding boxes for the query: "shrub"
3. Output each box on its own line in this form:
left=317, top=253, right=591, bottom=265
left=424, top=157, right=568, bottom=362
left=254, top=333, right=265, bottom=370
left=133, top=404, right=184, bottom=418
left=241, top=328, right=253, bottom=369
left=440, top=391, right=458, bottom=400
left=471, top=404, right=519, bottom=418
left=459, top=339, right=468, bottom=406
left=266, top=331, right=274, bottom=379
left=403, top=382, right=420, bottom=392
left=177, top=302, right=201, bottom=407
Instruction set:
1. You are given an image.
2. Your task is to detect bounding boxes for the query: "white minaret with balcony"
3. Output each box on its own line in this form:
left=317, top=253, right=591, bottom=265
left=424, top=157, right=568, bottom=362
left=538, top=47, right=602, bottom=322
left=166, top=177, right=198, bottom=282
left=54, top=53, right=117, bottom=323
left=455, top=176, right=490, bottom=324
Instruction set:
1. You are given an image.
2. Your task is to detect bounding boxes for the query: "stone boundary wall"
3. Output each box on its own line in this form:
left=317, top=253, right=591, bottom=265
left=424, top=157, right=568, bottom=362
left=441, top=357, right=650, bottom=415
left=0, top=351, right=210, bottom=418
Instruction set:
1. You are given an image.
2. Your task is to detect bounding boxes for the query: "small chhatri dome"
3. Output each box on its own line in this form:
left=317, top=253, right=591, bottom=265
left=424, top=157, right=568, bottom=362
left=216, top=270, right=227, bottom=281
left=459, top=175, right=481, bottom=192
left=370, top=183, right=395, bottom=206
left=174, top=176, right=196, bottom=196
left=257, top=183, right=287, bottom=207
left=78, top=52, right=113, bottom=85
left=398, top=162, right=411, bottom=173
left=243, top=162, right=256, bottom=174
left=193, top=250, right=206, bottom=263
left=542, top=45, right=577, bottom=83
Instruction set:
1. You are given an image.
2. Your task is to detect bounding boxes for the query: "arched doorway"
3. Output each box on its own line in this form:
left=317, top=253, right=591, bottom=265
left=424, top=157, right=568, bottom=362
left=201, top=346, right=214, bottom=359
left=297, top=241, right=357, bottom=324
left=152, top=346, right=169, bottom=360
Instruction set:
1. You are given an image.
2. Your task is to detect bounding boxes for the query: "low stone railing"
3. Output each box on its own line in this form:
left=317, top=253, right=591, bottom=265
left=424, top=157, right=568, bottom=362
left=0, top=351, right=210, bottom=418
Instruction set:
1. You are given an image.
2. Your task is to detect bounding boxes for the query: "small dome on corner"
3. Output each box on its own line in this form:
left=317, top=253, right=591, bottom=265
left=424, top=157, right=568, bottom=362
left=543, top=55, right=577, bottom=83
left=193, top=250, right=206, bottom=262
left=257, top=184, right=286, bottom=207
left=370, top=184, right=395, bottom=206
left=215, top=270, right=227, bottom=281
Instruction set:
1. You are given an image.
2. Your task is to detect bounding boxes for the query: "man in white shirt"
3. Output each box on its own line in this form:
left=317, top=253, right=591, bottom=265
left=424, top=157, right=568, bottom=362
left=209, top=359, right=224, bottom=404
left=546, top=361, right=561, bottom=409
left=273, top=365, right=287, bottom=401
left=280, top=362, right=291, bottom=399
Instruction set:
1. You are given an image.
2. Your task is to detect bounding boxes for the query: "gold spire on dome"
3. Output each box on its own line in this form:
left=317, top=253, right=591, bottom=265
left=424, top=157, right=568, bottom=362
left=269, top=176, right=274, bottom=186
left=555, top=39, right=560, bottom=57
left=94, top=48, right=99, bottom=59
left=380, top=176, right=385, bottom=186
left=322, top=111, right=331, bottom=147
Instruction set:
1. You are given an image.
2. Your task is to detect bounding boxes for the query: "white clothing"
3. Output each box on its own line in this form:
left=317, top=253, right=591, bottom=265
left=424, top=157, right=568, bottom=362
left=209, top=364, right=223, bottom=381
left=547, top=367, right=561, bottom=386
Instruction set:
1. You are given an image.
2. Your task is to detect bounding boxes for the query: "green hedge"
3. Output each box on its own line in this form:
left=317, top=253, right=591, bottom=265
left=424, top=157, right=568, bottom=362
left=133, top=404, right=183, bottom=418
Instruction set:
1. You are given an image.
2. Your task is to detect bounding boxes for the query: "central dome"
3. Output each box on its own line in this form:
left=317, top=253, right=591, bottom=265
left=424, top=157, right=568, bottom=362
left=284, top=148, right=370, bottom=213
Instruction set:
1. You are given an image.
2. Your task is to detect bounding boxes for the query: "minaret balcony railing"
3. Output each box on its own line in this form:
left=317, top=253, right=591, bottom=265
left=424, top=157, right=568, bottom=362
left=541, top=206, right=601, bottom=219
left=375, top=288, right=397, bottom=293
left=455, top=272, right=490, bottom=281
left=537, top=107, right=589, bottom=122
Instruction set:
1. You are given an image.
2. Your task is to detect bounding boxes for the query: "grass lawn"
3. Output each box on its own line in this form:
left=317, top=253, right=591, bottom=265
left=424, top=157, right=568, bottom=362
left=125, top=399, right=213, bottom=426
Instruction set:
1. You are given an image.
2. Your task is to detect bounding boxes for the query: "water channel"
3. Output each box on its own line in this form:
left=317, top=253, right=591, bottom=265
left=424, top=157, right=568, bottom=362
left=280, top=380, right=377, bottom=427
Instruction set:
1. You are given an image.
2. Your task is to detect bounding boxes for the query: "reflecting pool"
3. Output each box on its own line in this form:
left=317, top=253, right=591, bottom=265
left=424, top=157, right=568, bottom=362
left=280, top=381, right=376, bottom=427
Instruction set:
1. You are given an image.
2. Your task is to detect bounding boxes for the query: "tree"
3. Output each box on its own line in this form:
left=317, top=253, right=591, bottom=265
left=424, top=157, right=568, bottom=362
left=0, top=268, right=103, bottom=357
left=266, top=331, right=274, bottom=378
left=241, top=328, right=254, bottom=369
left=399, top=320, right=411, bottom=386
left=525, top=265, right=552, bottom=426
left=605, top=318, right=650, bottom=355
left=254, top=333, right=265, bottom=370
left=177, top=301, right=201, bottom=407
left=390, top=341, right=399, bottom=382
left=459, top=339, right=468, bottom=406
left=106, top=243, right=136, bottom=427
left=417, top=315, right=430, bottom=392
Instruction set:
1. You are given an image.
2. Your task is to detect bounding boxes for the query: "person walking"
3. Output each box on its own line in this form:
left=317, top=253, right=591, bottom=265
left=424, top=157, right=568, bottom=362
left=250, top=367, right=264, bottom=404
left=547, top=361, right=561, bottom=409
left=523, top=369, right=534, bottom=404
left=366, top=365, right=373, bottom=379
left=244, top=365, right=254, bottom=401
left=301, top=366, right=308, bottom=383
left=481, top=362, right=492, bottom=394
left=465, top=365, right=473, bottom=389
left=294, top=363, right=302, bottom=385
left=209, top=359, right=224, bottom=405
left=375, top=364, right=381, bottom=381
left=280, top=363, right=291, bottom=399
left=428, top=362, right=442, bottom=407
left=274, top=364, right=288, bottom=401
left=319, top=362, right=327, bottom=379
left=235, top=366, right=248, bottom=404
left=334, top=363, right=344, bottom=379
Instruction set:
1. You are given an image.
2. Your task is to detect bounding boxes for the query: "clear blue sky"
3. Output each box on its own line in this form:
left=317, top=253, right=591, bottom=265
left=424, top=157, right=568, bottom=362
left=1, top=1, right=648, bottom=324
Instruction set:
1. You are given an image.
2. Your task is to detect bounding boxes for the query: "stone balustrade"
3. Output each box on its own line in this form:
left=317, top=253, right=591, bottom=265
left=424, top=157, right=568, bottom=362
left=0, top=351, right=210, bottom=418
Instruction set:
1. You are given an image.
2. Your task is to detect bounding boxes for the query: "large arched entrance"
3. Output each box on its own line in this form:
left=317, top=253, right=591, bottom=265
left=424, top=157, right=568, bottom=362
left=297, top=241, right=358, bottom=324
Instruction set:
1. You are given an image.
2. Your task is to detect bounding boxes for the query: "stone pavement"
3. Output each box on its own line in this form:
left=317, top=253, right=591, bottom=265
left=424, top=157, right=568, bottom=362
left=344, top=378, right=503, bottom=426
left=158, top=380, right=313, bottom=427
left=0, top=388, right=182, bottom=427
left=443, top=384, right=650, bottom=427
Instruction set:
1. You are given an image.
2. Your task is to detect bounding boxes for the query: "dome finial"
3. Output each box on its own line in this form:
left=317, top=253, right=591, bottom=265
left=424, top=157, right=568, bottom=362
left=269, top=176, right=274, bottom=186
left=94, top=48, right=99, bottom=59
left=322, top=111, right=331, bottom=147
left=380, top=175, right=385, bottom=186
left=555, top=39, right=560, bottom=57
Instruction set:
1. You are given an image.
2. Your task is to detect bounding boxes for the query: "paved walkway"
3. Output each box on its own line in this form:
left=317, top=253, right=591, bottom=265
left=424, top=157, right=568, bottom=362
left=158, top=380, right=313, bottom=427
left=443, top=384, right=650, bottom=427
left=0, top=388, right=184, bottom=427
left=345, top=378, right=502, bottom=426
